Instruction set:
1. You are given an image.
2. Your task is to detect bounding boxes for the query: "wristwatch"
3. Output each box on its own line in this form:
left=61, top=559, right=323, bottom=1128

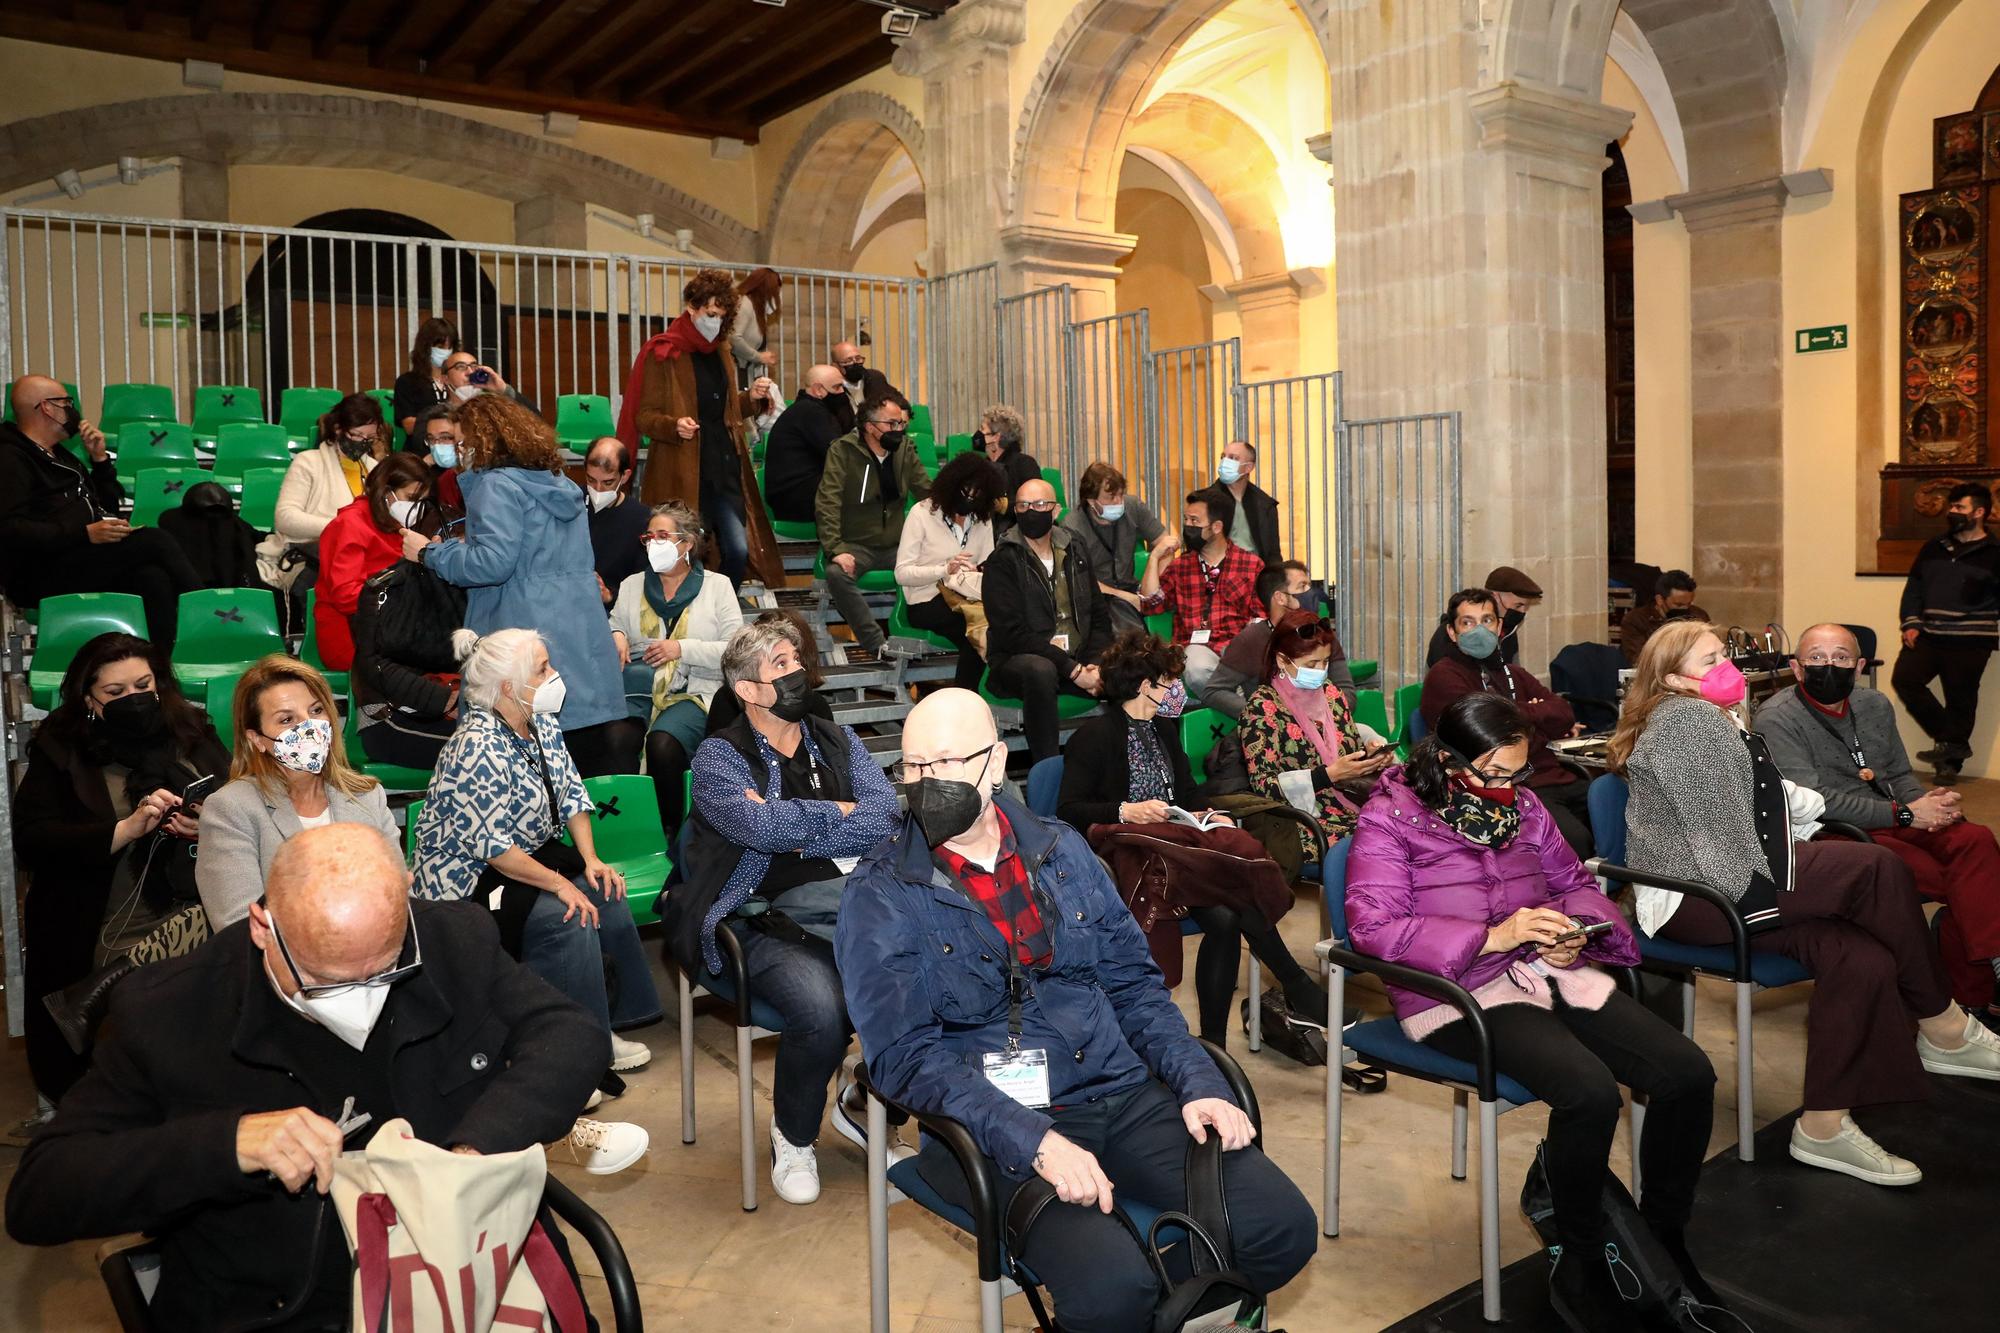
left=1895, top=803, right=1915, bottom=829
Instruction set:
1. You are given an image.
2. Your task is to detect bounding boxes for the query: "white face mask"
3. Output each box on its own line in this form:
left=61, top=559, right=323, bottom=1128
left=387, top=498, right=421, bottom=528
left=452, top=383, right=481, bottom=403
left=284, top=977, right=392, bottom=1051
left=693, top=313, right=723, bottom=341
left=263, top=717, right=333, bottom=774
left=531, top=672, right=567, bottom=716
left=587, top=486, right=620, bottom=513
left=646, top=538, right=684, bottom=574
left=429, top=346, right=450, bottom=370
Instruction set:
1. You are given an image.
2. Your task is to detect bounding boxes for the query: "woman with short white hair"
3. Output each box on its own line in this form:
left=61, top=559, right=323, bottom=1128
left=413, top=627, right=661, bottom=1077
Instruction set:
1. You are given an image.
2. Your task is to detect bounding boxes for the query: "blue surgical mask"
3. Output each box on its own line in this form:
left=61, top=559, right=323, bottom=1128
left=1286, top=665, right=1328, bottom=691
left=1095, top=501, right=1125, bottom=522
left=429, top=441, right=458, bottom=470
left=429, top=346, right=450, bottom=370
left=1217, top=458, right=1244, bottom=485
left=1457, top=626, right=1500, bottom=660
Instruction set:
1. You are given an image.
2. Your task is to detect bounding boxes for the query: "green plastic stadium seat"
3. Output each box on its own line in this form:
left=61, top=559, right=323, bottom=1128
left=300, top=590, right=350, bottom=698
left=347, top=698, right=435, bottom=794
left=1392, top=680, right=1425, bottom=757
left=909, top=431, right=938, bottom=472
left=813, top=547, right=897, bottom=592
left=211, top=422, right=294, bottom=480
left=1353, top=688, right=1390, bottom=741
left=99, top=383, right=177, bottom=437
left=582, top=775, right=672, bottom=926
left=114, top=421, right=197, bottom=487
left=908, top=404, right=933, bottom=437
left=887, top=592, right=955, bottom=653
left=128, top=467, right=209, bottom=526
left=238, top=467, right=289, bottom=533
left=28, top=592, right=147, bottom=710
left=756, top=465, right=817, bottom=542
left=365, top=389, right=406, bottom=450
left=943, top=432, right=975, bottom=461
left=191, top=385, right=264, bottom=444
left=1348, top=658, right=1379, bottom=687
left=278, top=388, right=342, bottom=447
left=979, top=668, right=1099, bottom=721
left=168, top=587, right=285, bottom=692
left=207, top=672, right=245, bottom=751
left=1179, top=707, right=1236, bottom=786
left=556, top=394, right=614, bottom=452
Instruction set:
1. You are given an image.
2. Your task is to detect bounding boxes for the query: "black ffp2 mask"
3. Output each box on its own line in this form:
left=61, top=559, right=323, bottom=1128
left=1799, top=663, right=1857, bottom=707
left=1015, top=508, right=1055, bottom=540
left=763, top=669, right=815, bottom=724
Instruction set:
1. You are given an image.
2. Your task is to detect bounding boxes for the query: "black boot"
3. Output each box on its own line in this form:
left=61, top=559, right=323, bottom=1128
left=1654, top=1227, right=1725, bottom=1310
left=42, top=960, right=138, bottom=1055
left=1547, top=1242, right=1644, bottom=1333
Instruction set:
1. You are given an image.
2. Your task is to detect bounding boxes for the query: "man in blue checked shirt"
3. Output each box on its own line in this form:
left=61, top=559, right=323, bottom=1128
left=660, top=612, right=899, bottom=1205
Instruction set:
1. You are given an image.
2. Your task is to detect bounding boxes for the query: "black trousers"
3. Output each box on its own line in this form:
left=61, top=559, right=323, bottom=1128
left=916, top=1079, right=1317, bottom=1333
left=357, top=714, right=452, bottom=770
left=1424, top=988, right=1715, bottom=1250
left=1534, top=775, right=1595, bottom=858
left=989, top=652, right=1093, bottom=763
left=903, top=594, right=985, bottom=690
left=564, top=719, right=643, bottom=779
left=30, top=527, right=200, bottom=656
left=1892, top=633, right=1993, bottom=749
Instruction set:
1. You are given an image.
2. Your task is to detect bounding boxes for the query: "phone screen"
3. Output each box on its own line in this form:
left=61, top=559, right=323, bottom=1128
left=180, top=773, right=219, bottom=809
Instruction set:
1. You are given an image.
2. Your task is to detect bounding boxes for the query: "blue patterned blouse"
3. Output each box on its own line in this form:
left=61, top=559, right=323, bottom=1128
left=412, top=707, right=593, bottom=902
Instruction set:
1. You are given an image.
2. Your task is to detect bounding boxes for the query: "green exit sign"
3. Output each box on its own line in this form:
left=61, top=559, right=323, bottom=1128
left=1796, top=324, right=1848, bottom=353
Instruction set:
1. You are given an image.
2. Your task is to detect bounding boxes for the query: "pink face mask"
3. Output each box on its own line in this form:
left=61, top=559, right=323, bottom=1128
left=1696, top=658, right=1747, bottom=708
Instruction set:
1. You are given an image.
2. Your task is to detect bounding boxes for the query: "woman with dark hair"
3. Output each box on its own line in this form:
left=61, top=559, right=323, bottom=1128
left=254, top=392, right=387, bottom=608
left=392, top=315, right=462, bottom=435
left=404, top=394, right=637, bottom=778
left=12, top=632, right=229, bottom=1105
left=1057, top=629, right=1323, bottom=1047
left=730, top=266, right=783, bottom=383
left=974, top=403, right=1040, bottom=532
left=895, top=449, right=1004, bottom=690
left=1237, top=609, right=1391, bottom=848
left=1346, top=693, right=1718, bottom=1327
left=617, top=266, right=783, bottom=587
left=312, top=452, right=434, bottom=671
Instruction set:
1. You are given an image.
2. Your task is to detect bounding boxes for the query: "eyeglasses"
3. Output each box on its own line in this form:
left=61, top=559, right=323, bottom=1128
left=1016, top=499, right=1059, bottom=513
left=38, top=395, right=74, bottom=408
left=1468, top=761, right=1535, bottom=785
left=901, top=747, right=993, bottom=784
left=1798, top=651, right=1858, bottom=667
left=837, top=358, right=866, bottom=368
left=268, top=901, right=421, bottom=999
left=639, top=532, right=685, bottom=545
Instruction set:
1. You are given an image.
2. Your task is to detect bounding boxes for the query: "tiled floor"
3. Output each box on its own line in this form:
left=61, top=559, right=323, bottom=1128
left=5, top=780, right=1995, bottom=1331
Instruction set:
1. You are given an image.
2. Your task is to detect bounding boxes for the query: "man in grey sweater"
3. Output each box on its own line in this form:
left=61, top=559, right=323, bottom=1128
left=1757, top=622, right=2000, bottom=1024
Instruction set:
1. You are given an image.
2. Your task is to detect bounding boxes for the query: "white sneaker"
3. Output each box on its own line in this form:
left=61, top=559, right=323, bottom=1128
left=1918, top=1011, right=2000, bottom=1081
left=770, top=1118, right=822, bottom=1204
left=559, top=1118, right=649, bottom=1176
left=609, top=1035, right=652, bottom=1072
left=831, top=1074, right=917, bottom=1165
left=1788, top=1116, right=1922, bottom=1187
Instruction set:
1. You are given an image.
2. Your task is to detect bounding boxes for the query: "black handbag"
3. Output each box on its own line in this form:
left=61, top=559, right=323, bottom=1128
left=472, top=737, right=588, bottom=957
left=365, top=560, right=466, bottom=674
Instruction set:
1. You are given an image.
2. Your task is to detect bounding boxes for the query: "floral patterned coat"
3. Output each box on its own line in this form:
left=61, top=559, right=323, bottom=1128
left=1238, top=681, right=1366, bottom=845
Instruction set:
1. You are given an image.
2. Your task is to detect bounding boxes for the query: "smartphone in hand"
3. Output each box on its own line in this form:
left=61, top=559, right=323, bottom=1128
left=1550, top=918, right=1615, bottom=946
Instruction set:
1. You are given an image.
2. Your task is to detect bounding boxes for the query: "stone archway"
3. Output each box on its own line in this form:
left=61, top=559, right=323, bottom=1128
left=0, top=92, right=758, bottom=258
left=763, top=90, right=926, bottom=268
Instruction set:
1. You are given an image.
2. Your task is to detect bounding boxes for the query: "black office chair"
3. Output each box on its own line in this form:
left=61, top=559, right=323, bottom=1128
left=97, top=1176, right=643, bottom=1332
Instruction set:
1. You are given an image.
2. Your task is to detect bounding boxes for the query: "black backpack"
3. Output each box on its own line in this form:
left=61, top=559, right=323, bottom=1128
left=363, top=560, right=466, bottom=674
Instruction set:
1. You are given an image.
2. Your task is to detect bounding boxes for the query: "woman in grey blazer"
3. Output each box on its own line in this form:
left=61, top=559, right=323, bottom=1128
left=196, top=655, right=397, bottom=929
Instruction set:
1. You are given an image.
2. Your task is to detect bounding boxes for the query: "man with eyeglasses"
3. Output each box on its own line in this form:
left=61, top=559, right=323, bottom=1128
left=6, top=824, right=618, bottom=1330
left=1758, top=622, right=2000, bottom=1029
left=984, top=476, right=1113, bottom=761
left=815, top=386, right=931, bottom=658
left=0, top=373, right=201, bottom=654
left=837, top=688, right=1318, bottom=1333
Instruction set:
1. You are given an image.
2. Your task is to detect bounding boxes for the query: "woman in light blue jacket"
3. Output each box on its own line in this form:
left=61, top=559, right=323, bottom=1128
left=405, top=394, right=636, bottom=776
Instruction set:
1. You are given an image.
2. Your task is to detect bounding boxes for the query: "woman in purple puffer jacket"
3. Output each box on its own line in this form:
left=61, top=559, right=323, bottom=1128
left=1346, top=693, right=1718, bottom=1329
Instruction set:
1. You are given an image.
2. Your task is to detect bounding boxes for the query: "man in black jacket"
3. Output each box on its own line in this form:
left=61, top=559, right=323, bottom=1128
left=1217, top=439, right=1283, bottom=567
left=6, top=824, right=605, bottom=1332
left=826, top=341, right=902, bottom=436
left=0, top=374, right=201, bottom=653
left=763, top=364, right=847, bottom=522
left=1895, top=482, right=2000, bottom=781
left=983, top=477, right=1110, bottom=760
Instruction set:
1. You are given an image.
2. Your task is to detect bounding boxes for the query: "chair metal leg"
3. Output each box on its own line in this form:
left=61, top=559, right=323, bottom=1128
left=1478, top=1100, right=1502, bottom=1323
left=1323, top=955, right=1343, bottom=1237
left=1735, top=980, right=1756, bottom=1164
left=979, top=1277, right=1004, bottom=1333
left=1247, top=953, right=1263, bottom=1051
left=868, top=1092, right=890, bottom=1333
left=1628, top=1095, right=1645, bottom=1206
left=737, top=1023, right=758, bottom=1211
left=678, top=969, right=696, bottom=1145
left=1451, top=1089, right=1468, bottom=1181
left=1680, top=975, right=1697, bottom=1039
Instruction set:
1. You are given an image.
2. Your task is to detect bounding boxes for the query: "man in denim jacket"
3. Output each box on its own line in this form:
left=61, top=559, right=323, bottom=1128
left=835, top=689, right=1316, bottom=1333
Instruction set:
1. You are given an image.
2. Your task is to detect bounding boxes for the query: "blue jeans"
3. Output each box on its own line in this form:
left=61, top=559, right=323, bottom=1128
left=727, top=907, right=851, bottom=1145
left=520, top=876, right=663, bottom=1037
left=701, top=475, right=750, bottom=586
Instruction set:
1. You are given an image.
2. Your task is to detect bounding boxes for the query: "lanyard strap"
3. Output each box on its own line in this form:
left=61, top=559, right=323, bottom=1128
left=1798, top=696, right=1886, bottom=792
left=1006, top=949, right=1025, bottom=1050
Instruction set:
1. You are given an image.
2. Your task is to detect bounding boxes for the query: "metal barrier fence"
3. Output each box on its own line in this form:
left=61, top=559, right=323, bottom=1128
left=924, top=262, right=999, bottom=444
left=1240, top=372, right=1342, bottom=583
left=1335, top=413, right=1465, bottom=693
left=1066, top=309, right=1154, bottom=504
left=995, top=285, right=1075, bottom=483
left=1153, top=338, right=1245, bottom=511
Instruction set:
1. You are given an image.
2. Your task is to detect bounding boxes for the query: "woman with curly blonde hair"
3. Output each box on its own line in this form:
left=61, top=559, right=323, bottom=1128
left=616, top=266, right=783, bottom=586
left=405, top=394, right=638, bottom=776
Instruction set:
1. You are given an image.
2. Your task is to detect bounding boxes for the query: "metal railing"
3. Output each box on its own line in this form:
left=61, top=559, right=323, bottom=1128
left=923, top=262, right=999, bottom=446
left=1335, top=412, right=1465, bottom=692
left=1066, top=309, right=1154, bottom=504
left=995, top=284, right=1075, bottom=482
left=1153, top=337, right=1246, bottom=508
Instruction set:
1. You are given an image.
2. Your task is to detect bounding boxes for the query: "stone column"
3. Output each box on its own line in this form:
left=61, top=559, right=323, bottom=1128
left=893, top=0, right=1025, bottom=276
left=1219, top=272, right=1304, bottom=381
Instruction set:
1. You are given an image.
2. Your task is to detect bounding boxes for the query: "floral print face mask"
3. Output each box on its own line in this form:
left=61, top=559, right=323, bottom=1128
left=263, top=717, right=333, bottom=775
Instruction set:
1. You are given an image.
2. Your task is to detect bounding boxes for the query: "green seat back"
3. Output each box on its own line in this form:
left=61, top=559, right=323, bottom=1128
left=580, top=775, right=671, bottom=924
left=212, top=422, right=294, bottom=479
left=365, top=388, right=406, bottom=450
left=300, top=589, right=350, bottom=697
left=99, top=383, right=177, bottom=437
left=907, top=404, right=933, bottom=437
left=757, top=464, right=817, bottom=542
left=28, top=592, right=148, bottom=709
left=1353, top=688, right=1390, bottom=741
left=910, top=431, right=938, bottom=472
left=238, top=466, right=289, bottom=532
left=556, top=394, right=614, bottom=450
left=206, top=671, right=246, bottom=751
left=980, top=668, right=1098, bottom=720
left=404, top=799, right=425, bottom=859
left=812, top=546, right=897, bottom=591
left=887, top=592, right=955, bottom=653
left=1179, top=708, right=1236, bottom=786
left=4, top=380, right=79, bottom=425
left=1392, top=680, right=1425, bottom=755
left=128, top=467, right=210, bottom=526
left=278, top=387, right=342, bottom=445
left=115, top=421, right=197, bottom=482
left=346, top=695, right=436, bottom=793
left=168, top=587, right=285, bottom=688
left=191, top=385, right=264, bottom=441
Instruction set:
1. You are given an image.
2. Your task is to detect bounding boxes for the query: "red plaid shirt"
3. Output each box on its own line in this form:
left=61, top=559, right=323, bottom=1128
left=934, top=811, right=1051, bottom=967
left=1142, top=542, right=1265, bottom=650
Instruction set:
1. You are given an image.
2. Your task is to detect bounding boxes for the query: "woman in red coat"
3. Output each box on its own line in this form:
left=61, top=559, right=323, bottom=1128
left=314, top=453, right=434, bottom=671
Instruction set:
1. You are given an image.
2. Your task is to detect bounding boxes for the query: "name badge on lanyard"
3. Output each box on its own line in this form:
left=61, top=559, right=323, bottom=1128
left=1188, top=629, right=1212, bottom=646
left=982, top=953, right=1051, bottom=1108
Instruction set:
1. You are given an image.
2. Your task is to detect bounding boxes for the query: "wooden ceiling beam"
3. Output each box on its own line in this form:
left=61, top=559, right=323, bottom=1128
left=366, top=1, right=431, bottom=64
left=698, top=4, right=863, bottom=105
left=251, top=2, right=282, bottom=51
left=740, top=29, right=894, bottom=124
left=475, top=0, right=573, bottom=82
left=124, top=0, right=148, bottom=32
left=579, top=4, right=711, bottom=98
left=313, top=0, right=364, bottom=61
left=421, top=0, right=490, bottom=68
left=189, top=0, right=219, bottom=41
left=528, top=0, right=655, bottom=91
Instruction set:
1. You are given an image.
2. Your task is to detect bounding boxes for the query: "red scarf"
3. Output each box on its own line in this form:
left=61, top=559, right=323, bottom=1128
left=615, top=312, right=721, bottom=448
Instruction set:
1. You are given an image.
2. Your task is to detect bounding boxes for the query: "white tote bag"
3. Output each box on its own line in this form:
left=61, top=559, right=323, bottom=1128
left=331, top=1118, right=586, bottom=1333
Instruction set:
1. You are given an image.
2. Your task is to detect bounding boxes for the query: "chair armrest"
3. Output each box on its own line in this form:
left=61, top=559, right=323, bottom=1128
left=713, top=918, right=757, bottom=1030
left=1196, top=1037, right=1261, bottom=1137
left=1258, top=801, right=1328, bottom=868
left=1816, top=820, right=1872, bottom=844
left=1314, top=940, right=1500, bottom=1103
left=1555, top=757, right=1594, bottom=783
left=854, top=1062, right=1009, bottom=1283
left=543, top=1177, right=642, bottom=1333
left=1584, top=857, right=1752, bottom=982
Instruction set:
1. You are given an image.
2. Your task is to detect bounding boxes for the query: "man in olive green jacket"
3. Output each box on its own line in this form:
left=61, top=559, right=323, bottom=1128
left=815, top=388, right=931, bottom=654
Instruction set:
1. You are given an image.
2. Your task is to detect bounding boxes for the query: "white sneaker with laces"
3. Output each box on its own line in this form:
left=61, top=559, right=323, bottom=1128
left=1917, top=1011, right=2000, bottom=1081
left=609, top=1035, right=652, bottom=1072
left=770, top=1118, right=822, bottom=1204
left=1788, top=1116, right=1921, bottom=1186
left=559, top=1118, right=649, bottom=1176
left=831, top=1075, right=917, bottom=1164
